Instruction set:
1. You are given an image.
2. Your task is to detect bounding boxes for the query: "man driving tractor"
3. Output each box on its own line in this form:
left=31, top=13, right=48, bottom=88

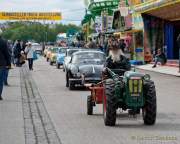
left=105, top=39, right=131, bottom=73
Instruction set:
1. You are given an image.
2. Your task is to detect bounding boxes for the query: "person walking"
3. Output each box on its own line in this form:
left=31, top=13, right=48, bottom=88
left=3, top=40, right=13, bottom=86
left=25, top=42, right=35, bottom=70
left=0, top=29, right=11, bottom=100
left=14, top=40, right=22, bottom=66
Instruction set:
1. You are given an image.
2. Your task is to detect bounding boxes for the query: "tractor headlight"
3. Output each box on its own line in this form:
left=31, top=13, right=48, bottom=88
left=144, top=74, right=151, bottom=81
left=114, top=75, right=119, bottom=81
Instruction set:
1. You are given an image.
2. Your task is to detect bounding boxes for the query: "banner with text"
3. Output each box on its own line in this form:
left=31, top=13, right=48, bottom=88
left=0, top=12, right=62, bottom=20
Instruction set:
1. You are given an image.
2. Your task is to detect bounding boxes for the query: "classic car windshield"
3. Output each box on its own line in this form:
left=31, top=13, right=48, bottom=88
left=72, top=52, right=105, bottom=64
left=67, top=50, right=79, bottom=56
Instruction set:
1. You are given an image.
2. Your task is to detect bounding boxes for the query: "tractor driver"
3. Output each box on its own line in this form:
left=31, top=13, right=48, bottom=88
left=105, top=39, right=131, bottom=74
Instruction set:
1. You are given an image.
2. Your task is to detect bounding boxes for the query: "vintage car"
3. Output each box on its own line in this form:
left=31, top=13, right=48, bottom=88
left=46, top=47, right=53, bottom=61
left=63, top=48, right=81, bottom=72
left=56, top=47, right=67, bottom=69
left=32, top=43, right=42, bottom=55
left=49, top=47, right=59, bottom=65
left=44, top=46, right=51, bottom=58
left=66, top=50, right=106, bottom=90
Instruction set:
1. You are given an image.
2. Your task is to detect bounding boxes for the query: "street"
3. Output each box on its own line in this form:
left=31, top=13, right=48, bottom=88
left=20, top=57, right=180, bottom=144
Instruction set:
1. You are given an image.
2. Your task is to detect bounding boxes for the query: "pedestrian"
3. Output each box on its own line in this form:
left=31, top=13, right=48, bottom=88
left=25, top=42, right=35, bottom=70
left=14, top=39, right=22, bottom=67
left=86, top=38, right=97, bottom=49
left=3, top=40, right=14, bottom=86
left=152, top=49, right=167, bottom=68
left=119, top=39, right=126, bottom=53
left=0, top=29, right=11, bottom=100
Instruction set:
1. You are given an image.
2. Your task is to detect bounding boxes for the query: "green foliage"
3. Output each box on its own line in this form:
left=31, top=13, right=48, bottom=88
left=2, top=22, right=81, bottom=42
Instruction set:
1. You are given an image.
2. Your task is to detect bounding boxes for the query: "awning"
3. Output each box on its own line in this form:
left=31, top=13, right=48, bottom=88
left=145, top=2, right=180, bottom=21
left=134, top=0, right=180, bottom=21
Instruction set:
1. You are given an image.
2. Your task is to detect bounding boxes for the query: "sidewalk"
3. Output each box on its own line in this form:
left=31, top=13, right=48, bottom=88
left=137, top=64, right=180, bottom=77
left=0, top=68, right=25, bottom=144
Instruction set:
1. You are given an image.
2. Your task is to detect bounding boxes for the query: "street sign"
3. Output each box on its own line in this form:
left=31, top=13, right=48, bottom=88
left=0, top=12, right=62, bottom=21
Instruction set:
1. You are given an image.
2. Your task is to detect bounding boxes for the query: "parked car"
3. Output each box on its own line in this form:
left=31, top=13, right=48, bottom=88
left=32, top=43, right=42, bottom=54
left=66, top=50, right=106, bottom=90
left=56, top=47, right=67, bottom=69
left=49, top=47, right=59, bottom=65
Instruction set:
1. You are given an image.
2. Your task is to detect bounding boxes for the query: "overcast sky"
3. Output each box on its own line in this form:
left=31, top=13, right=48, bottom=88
left=0, top=0, right=86, bottom=25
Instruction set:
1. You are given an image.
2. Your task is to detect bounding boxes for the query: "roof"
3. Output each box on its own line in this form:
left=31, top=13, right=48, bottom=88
left=72, top=50, right=105, bottom=56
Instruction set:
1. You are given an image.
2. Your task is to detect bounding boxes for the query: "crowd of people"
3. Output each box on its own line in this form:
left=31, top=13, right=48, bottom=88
left=0, top=30, right=37, bottom=100
left=71, top=34, right=127, bottom=57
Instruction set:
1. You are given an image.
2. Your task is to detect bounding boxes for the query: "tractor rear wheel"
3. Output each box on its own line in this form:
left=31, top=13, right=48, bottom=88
left=87, top=95, right=93, bottom=115
left=143, top=80, right=156, bottom=125
left=103, top=79, right=116, bottom=126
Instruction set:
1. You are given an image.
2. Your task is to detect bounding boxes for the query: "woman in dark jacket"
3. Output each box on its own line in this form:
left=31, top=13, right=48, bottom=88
left=0, top=30, right=11, bottom=100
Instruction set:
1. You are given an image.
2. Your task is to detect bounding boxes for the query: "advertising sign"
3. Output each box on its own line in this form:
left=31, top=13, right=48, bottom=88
left=0, top=12, right=62, bottom=20
left=132, top=13, right=144, bottom=30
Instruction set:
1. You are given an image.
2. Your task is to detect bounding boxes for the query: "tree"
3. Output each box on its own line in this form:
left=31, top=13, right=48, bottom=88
left=2, top=22, right=81, bottom=43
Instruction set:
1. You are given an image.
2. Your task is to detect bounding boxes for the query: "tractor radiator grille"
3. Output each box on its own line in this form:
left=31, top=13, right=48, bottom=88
left=129, top=79, right=142, bottom=96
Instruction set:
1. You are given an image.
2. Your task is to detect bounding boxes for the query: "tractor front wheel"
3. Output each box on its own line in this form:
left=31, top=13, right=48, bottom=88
left=87, top=95, right=93, bottom=115
left=103, top=79, right=116, bottom=126
left=143, top=80, right=157, bottom=125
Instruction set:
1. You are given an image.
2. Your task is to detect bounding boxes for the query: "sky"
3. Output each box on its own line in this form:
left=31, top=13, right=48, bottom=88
left=0, top=0, right=86, bottom=25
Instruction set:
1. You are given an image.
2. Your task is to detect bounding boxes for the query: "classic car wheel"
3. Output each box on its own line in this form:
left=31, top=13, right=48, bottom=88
left=50, top=61, right=53, bottom=65
left=66, top=73, right=69, bottom=87
left=56, top=64, right=60, bottom=69
left=69, top=81, right=75, bottom=90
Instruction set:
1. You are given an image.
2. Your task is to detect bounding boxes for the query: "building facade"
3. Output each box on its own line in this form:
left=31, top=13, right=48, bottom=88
left=132, top=0, right=180, bottom=61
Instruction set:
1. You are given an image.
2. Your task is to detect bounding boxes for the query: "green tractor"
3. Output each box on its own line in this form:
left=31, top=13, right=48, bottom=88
left=103, top=68, right=156, bottom=126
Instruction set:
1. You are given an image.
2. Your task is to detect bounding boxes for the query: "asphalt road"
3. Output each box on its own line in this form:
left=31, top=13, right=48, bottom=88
left=31, top=57, right=180, bottom=144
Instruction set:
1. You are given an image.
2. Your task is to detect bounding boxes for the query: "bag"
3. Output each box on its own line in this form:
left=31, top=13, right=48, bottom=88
left=33, top=51, right=38, bottom=60
left=20, top=54, right=26, bottom=65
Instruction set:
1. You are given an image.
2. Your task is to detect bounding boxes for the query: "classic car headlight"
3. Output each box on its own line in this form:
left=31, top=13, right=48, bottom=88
left=73, top=72, right=81, bottom=78
left=76, top=72, right=81, bottom=77
left=71, top=66, right=79, bottom=74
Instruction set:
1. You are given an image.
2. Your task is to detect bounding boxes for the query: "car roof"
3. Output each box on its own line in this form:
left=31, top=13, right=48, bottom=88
left=72, top=50, right=105, bottom=56
left=59, top=47, right=68, bottom=49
